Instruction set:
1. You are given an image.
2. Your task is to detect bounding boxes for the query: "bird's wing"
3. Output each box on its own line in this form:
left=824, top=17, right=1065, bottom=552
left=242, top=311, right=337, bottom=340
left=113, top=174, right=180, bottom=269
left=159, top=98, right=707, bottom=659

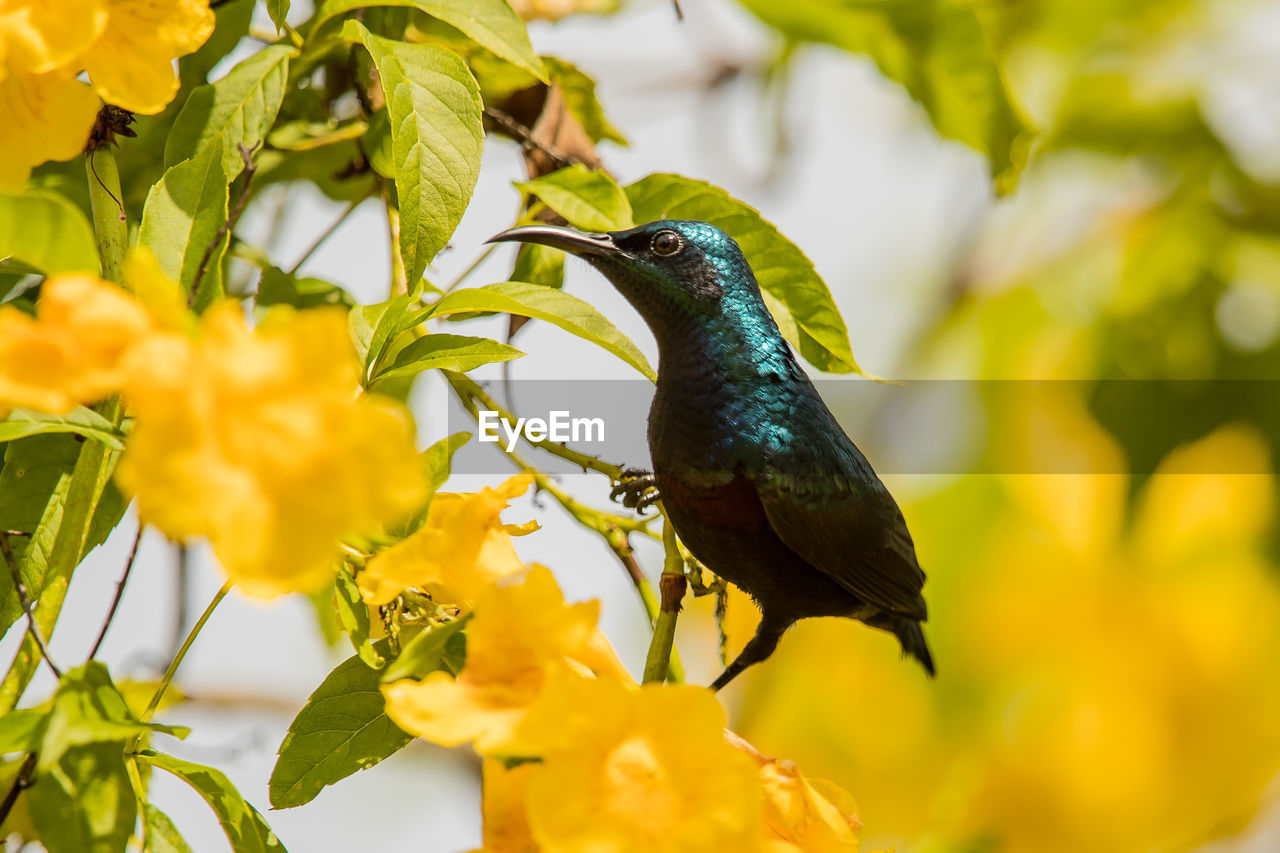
left=755, top=467, right=928, bottom=620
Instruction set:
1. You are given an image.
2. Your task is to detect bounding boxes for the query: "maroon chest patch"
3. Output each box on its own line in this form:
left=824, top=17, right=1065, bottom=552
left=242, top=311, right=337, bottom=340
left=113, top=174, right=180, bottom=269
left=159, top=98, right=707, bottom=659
left=658, top=471, right=768, bottom=527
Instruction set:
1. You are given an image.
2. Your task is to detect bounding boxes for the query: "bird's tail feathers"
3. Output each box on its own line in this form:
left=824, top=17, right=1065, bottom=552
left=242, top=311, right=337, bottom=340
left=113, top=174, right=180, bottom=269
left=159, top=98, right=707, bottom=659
left=891, top=615, right=935, bottom=677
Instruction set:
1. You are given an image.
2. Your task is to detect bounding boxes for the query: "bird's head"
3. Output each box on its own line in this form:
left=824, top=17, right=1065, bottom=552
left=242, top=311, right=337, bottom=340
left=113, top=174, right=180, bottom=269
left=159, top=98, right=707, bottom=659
left=488, top=220, right=758, bottom=325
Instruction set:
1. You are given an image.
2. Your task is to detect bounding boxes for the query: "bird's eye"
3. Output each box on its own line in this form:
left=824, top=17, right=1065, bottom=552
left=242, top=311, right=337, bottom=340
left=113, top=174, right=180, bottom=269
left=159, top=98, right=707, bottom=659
left=650, top=230, right=683, bottom=258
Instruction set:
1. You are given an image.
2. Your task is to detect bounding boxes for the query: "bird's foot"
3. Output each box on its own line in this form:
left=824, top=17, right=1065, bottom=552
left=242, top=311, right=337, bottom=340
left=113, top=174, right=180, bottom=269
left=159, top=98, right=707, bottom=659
left=610, top=467, right=661, bottom=513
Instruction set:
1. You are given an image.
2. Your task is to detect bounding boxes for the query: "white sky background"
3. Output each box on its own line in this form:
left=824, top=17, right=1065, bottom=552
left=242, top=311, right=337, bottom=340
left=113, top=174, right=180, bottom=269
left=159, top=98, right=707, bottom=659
left=6, top=0, right=1280, bottom=850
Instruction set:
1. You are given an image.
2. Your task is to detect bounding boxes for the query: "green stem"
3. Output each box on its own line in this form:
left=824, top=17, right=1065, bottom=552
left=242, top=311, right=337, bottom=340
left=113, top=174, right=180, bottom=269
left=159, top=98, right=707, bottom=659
left=85, top=146, right=128, bottom=281
left=124, top=754, right=150, bottom=849
left=444, top=371, right=625, bottom=481
left=531, top=470, right=655, bottom=538
left=441, top=243, right=497, bottom=294
left=642, top=517, right=687, bottom=684
left=133, top=581, right=231, bottom=741
left=384, top=184, right=408, bottom=296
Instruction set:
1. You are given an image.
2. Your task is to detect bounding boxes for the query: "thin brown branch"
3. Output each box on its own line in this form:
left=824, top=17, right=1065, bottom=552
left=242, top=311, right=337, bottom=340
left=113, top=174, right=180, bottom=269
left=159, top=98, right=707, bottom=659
left=288, top=199, right=360, bottom=275
left=169, top=544, right=191, bottom=662
left=87, top=523, right=144, bottom=660
left=484, top=107, right=583, bottom=171
left=0, top=530, right=62, bottom=679
left=189, top=143, right=258, bottom=307
left=603, top=526, right=662, bottom=623
left=0, top=753, right=37, bottom=829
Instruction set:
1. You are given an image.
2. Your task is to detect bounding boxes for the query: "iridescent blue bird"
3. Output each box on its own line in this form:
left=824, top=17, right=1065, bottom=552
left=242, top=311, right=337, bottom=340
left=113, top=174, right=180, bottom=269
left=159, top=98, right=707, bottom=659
left=489, top=220, right=934, bottom=689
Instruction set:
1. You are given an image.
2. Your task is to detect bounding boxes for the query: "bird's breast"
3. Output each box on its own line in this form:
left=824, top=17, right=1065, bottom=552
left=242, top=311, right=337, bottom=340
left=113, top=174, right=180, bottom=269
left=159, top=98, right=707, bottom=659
left=657, top=470, right=768, bottom=528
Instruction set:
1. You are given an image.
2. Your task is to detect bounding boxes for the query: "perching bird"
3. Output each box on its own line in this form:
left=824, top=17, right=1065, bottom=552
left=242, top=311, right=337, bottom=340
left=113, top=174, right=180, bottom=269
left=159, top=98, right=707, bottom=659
left=489, top=220, right=933, bottom=690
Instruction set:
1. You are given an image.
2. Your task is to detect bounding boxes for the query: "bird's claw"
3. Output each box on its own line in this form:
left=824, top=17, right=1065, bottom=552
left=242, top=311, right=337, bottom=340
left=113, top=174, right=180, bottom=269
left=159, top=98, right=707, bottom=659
left=611, top=467, right=661, bottom=513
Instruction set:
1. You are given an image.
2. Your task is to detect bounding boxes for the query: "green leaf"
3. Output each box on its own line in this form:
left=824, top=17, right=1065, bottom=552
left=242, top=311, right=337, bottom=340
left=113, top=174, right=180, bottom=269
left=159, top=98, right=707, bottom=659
left=139, top=751, right=286, bottom=853
left=144, top=805, right=195, bottom=853
left=269, top=643, right=413, bottom=809
left=427, top=282, right=656, bottom=380
left=516, top=165, right=634, bottom=232
left=139, top=138, right=230, bottom=312
left=315, top=0, right=546, bottom=80
left=422, top=431, right=470, bottom=500
left=344, top=22, right=484, bottom=285
left=512, top=242, right=565, bottom=289
left=0, top=434, right=78, bottom=534
left=252, top=138, right=378, bottom=204
left=361, top=109, right=394, bottom=179
left=0, top=401, right=122, bottom=713
left=256, top=266, right=355, bottom=310
left=544, top=57, right=627, bottom=146
left=333, top=568, right=384, bottom=668
left=38, top=662, right=189, bottom=773
left=351, top=294, right=415, bottom=382
left=0, top=707, right=44, bottom=752
left=268, top=118, right=369, bottom=152
left=166, top=44, right=297, bottom=177
left=0, top=436, right=75, bottom=640
left=626, top=174, right=858, bottom=374
left=382, top=614, right=471, bottom=683
left=0, top=189, right=99, bottom=275
left=268, top=0, right=290, bottom=32
left=737, top=0, right=1028, bottom=190
left=0, top=408, right=126, bottom=450
left=393, top=431, right=471, bottom=535
left=372, top=333, right=524, bottom=384
left=28, top=742, right=136, bottom=853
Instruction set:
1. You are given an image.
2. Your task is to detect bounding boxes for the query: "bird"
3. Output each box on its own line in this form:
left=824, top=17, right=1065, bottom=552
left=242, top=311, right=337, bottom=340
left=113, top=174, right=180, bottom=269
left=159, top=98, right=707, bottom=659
left=488, top=219, right=933, bottom=690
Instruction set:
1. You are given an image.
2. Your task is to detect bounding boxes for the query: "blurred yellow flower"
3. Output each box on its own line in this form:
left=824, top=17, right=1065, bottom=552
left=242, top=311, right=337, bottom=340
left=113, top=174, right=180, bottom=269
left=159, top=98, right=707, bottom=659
left=0, top=69, right=100, bottom=190
left=116, top=303, right=425, bottom=598
left=0, top=273, right=151, bottom=413
left=359, top=472, right=536, bottom=608
left=475, top=758, right=541, bottom=853
left=516, top=676, right=762, bottom=853
left=727, top=732, right=862, bottom=853
left=381, top=566, right=629, bottom=752
left=81, top=0, right=213, bottom=114
left=0, top=0, right=106, bottom=79
left=737, top=420, right=1280, bottom=853
left=120, top=248, right=195, bottom=334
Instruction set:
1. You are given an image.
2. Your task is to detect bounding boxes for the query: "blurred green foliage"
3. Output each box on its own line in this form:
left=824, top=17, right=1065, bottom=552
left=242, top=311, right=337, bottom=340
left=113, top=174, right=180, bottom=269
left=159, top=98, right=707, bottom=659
left=725, top=1, right=1280, bottom=851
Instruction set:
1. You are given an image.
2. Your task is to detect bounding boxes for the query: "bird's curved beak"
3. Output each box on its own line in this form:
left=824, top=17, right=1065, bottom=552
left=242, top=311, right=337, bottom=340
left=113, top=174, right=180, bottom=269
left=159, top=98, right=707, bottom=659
left=486, top=224, right=623, bottom=259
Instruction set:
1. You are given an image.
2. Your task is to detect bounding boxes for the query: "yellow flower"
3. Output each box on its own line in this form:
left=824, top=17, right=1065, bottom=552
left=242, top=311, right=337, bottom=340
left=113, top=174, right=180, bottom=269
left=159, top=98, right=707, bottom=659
left=0, top=273, right=152, bottom=412
left=737, top=421, right=1280, bottom=853
left=381, top=566, right=629, bottom=752
left=121, top=249, right=195, bottom=334
left=475, top=758, right=541, bottom=853
left=359, top=472, right=536, bottom=608
left=0, top=0, right=106, bottom=80
left=517, top=676, right=763, bottom=853
left=0, top=69, right=99, bottom=190
left=728, top=732, right=862, bottom=853
left=116, top=303, right=425, bottom=597
left=81, top=0, right=213, bottom=114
